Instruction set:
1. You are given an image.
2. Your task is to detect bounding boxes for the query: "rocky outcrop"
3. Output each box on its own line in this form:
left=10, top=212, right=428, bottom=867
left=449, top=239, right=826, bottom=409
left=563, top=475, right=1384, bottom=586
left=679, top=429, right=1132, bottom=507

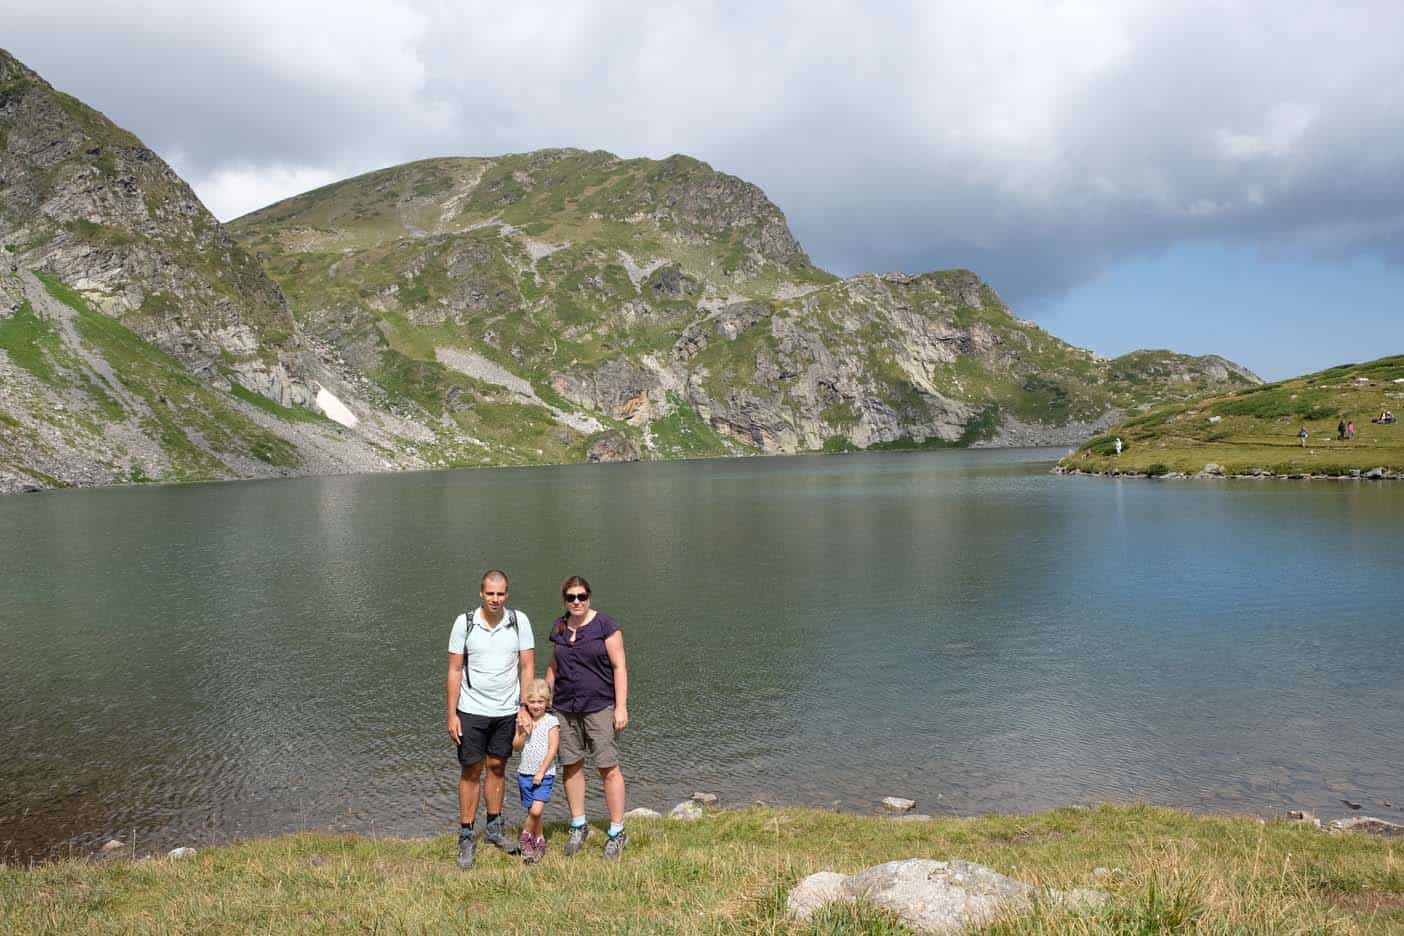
left=787, top=859, right=1108, bottom=933
left=0, top=49, right=299, bottom=375
left=586, top=430, right=640, bottom=463
left=1328, top=816, right=1404, bottom=837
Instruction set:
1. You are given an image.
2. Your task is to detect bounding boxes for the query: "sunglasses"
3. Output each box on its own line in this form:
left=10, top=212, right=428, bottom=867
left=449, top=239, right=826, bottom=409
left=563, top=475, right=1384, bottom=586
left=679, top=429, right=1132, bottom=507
left=564, top=593, right=590, bottom=603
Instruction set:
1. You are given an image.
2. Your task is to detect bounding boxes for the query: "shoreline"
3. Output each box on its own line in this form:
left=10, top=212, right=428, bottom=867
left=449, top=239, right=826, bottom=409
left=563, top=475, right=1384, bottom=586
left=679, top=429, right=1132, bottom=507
left=1, top=444, right=1068, bottom=499
left=1053, top=464, right=1403, bottom=482
left=4, top=803, right=1400, bottom=934
left=9, top=794, right=1398, bottom=869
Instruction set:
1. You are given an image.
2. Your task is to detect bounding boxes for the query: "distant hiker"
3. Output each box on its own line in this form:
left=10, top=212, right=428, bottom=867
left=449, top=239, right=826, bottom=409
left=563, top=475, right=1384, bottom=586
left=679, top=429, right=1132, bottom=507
left=1298, top=427, right=1308, bottom=447
left=1338, top=418, right=1346, bottom=440
left=1114, top=437, right=1123, bottom=456
left=511, top=679, right=559, bottom=864
left=1347, top=420, right=1356, bottom=440
left=448, top=569, right=536, bottom=869
left=547, top=575, right=631, bottom=859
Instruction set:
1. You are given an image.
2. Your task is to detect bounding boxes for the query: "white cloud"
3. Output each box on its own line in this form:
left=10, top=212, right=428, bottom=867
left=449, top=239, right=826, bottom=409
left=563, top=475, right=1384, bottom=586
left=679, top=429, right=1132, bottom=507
left=1215, top=103, right=1316, bottom=161
left=5, top=0, right=1404, bottom=298
left=191, top=163, right=345, bottom=221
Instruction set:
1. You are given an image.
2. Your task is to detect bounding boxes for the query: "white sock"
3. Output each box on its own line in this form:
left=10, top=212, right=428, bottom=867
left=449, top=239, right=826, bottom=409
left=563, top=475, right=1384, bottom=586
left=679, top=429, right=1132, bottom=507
left=607, top=822, right=624, bottom=837
left=571, top=815, right=587, bottom=828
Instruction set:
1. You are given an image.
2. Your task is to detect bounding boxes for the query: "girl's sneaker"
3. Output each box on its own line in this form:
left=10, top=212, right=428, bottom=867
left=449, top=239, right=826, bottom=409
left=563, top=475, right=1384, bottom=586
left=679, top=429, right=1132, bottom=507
left=533, top=835, right=548, bottom=861
left=517, top=830, right=533, bottom=860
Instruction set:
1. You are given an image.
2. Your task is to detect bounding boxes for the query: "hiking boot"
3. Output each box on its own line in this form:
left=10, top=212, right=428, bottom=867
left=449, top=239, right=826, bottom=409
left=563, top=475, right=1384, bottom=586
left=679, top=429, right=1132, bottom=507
left=603, top=829, right=627, bottom=860
left=518, top=830, right=533, bottom=858
left=534, top=835, right=548, bottom=861
left=456, top=832, right=477, bottom=869
left=483, top=817, right=520, bottom=854
left=563, top=822, right=590, bottom=856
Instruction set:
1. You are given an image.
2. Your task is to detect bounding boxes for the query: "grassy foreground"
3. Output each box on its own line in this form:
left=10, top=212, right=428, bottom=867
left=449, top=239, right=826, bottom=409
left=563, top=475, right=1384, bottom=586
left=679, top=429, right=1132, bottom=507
left=1059, top=355, right=1404, bottom=479
left=2, top=806, right=1400, bottom=934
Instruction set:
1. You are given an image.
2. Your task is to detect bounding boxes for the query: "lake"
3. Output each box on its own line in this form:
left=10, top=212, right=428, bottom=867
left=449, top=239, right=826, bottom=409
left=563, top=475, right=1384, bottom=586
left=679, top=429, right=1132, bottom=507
left=2, top=448, right=1401, bottom=861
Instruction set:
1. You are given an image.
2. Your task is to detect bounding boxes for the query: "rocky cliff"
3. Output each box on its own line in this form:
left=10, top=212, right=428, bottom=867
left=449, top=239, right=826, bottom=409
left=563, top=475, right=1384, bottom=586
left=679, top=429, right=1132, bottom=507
left=2, top=50, right=1260, bottom=493
left=231, top=152, right=1259, bottom=462
left=0, top=49, right=314, bottom=401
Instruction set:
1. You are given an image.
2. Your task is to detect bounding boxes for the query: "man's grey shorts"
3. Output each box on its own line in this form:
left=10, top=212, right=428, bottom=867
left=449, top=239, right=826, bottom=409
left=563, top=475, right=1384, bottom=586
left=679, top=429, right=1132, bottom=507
left=556, top=708, right=619, bottom=769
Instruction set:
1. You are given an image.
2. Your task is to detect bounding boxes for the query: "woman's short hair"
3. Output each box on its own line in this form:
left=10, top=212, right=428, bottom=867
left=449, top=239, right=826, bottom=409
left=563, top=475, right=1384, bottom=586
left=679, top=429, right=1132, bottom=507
left=524, top=678, right=552, bottom=705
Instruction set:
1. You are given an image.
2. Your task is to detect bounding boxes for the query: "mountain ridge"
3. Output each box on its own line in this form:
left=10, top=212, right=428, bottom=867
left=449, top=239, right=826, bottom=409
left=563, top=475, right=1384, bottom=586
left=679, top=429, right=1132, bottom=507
left=2, top=50, right=1261, bottom=493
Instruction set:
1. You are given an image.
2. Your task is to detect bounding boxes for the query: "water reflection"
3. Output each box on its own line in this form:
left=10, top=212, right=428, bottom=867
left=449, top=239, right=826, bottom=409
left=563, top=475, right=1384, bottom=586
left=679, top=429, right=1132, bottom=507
left=1, top=450, right=1402, bottom=860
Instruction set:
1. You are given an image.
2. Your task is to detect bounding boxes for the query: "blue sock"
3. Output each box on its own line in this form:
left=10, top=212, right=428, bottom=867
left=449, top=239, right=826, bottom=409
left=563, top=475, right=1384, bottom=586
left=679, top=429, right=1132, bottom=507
left=571, top=815, right=587, bottom=828
left=607, top=822, right=624, bottom=837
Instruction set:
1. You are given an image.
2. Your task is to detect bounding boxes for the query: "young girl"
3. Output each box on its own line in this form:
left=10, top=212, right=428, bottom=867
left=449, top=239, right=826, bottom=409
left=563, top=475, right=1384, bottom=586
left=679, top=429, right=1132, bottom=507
left=512, top=679, right=560, bottom=863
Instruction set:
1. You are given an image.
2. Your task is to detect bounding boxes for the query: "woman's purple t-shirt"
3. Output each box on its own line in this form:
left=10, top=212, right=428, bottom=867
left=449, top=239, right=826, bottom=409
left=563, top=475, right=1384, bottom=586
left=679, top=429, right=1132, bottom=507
left=550, top=612, right=619, bottom=714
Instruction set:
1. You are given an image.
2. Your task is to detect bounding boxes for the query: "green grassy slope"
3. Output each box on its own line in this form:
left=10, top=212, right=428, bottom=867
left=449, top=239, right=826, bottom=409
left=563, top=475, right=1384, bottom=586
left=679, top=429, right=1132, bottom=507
left=1059, top=355, right=1404, bottom=478
left=0, top=268, right=335, bottom=488
left=230, top=153, right=1260, bottom=457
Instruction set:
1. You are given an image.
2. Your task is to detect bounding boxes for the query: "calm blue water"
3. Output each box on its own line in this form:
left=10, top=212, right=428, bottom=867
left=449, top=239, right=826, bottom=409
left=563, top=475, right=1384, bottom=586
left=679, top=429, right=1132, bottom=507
left=1, top=448, right=1401, bottom=860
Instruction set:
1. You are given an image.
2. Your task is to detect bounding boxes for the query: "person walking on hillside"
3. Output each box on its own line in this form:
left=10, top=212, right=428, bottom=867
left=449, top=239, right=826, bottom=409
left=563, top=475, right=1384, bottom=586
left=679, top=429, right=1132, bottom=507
left=1338, top=418, right=1346, bottom=440
left=1114, top=437, right=1123, bottom=456
left=447, top=569, right=536, bottom=869
left=547, top=575, right=631, bottom=859
left=1347, top=420, right=1356, bottom=440
left=1298, top=427, right=1309, bottom=447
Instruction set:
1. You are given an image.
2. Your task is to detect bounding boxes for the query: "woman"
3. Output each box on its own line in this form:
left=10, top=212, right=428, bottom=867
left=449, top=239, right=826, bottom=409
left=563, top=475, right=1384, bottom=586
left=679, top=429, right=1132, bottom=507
left=545, top=575, right=630, bottom=859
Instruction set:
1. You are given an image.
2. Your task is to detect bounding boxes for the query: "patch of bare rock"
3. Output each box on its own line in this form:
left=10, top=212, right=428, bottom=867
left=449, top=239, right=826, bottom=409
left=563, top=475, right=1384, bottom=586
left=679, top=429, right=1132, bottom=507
left=787, top=859, right=1107, bottom=934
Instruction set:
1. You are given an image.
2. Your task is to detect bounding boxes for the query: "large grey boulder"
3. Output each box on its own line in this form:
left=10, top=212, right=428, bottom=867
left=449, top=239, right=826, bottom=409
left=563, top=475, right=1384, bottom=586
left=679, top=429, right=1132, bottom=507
left=880, top=796, right=916, bottom=813
left=849, top=860, right=1035, bottom=933
left=787, top=859, right=1106, bottom=934
left=786, top=872, right=851, bottom=920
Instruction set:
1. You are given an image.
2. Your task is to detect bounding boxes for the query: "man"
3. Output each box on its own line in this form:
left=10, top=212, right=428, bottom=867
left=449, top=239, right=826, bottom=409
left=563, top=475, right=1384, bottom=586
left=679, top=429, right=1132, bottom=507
left=447, top=569, right=535, bottom=869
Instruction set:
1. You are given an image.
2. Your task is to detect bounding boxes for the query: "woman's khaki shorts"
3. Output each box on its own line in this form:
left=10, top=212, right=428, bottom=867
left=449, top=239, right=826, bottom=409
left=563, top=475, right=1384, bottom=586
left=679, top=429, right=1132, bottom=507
left=557, top=708, right=619, bottom=769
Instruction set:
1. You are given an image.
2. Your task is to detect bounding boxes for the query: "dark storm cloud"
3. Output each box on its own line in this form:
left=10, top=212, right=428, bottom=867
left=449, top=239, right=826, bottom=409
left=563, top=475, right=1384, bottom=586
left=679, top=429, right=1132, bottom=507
left=6, top=0, right=1404, bottom=301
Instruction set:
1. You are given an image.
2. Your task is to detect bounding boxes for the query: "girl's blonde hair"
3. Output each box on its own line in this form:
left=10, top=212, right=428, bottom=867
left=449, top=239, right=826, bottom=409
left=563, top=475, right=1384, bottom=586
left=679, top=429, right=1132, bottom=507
left=524, top=678, right=552, bottom=706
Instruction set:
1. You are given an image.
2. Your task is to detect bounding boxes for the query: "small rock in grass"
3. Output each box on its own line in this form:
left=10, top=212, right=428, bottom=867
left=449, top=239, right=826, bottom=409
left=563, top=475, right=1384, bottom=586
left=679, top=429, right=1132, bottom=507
left=100, top=839, right=126, bottom=854
left=1328, top=816, right=1404, bottom=837
left=167, top=847, right=197, bottom=859
left=623, top=807, right=661, bottom=820
left=669, top=800, right=704, bottom=821
left=1287, top=810, right=1322, bottom=828
left=786, top=871, right=850, bottom=921
left=690, top=792, right=719, bottom=805
left=1092, top=867, right=1112, bottom=878
left=880, top=796, right=916, bottom=813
